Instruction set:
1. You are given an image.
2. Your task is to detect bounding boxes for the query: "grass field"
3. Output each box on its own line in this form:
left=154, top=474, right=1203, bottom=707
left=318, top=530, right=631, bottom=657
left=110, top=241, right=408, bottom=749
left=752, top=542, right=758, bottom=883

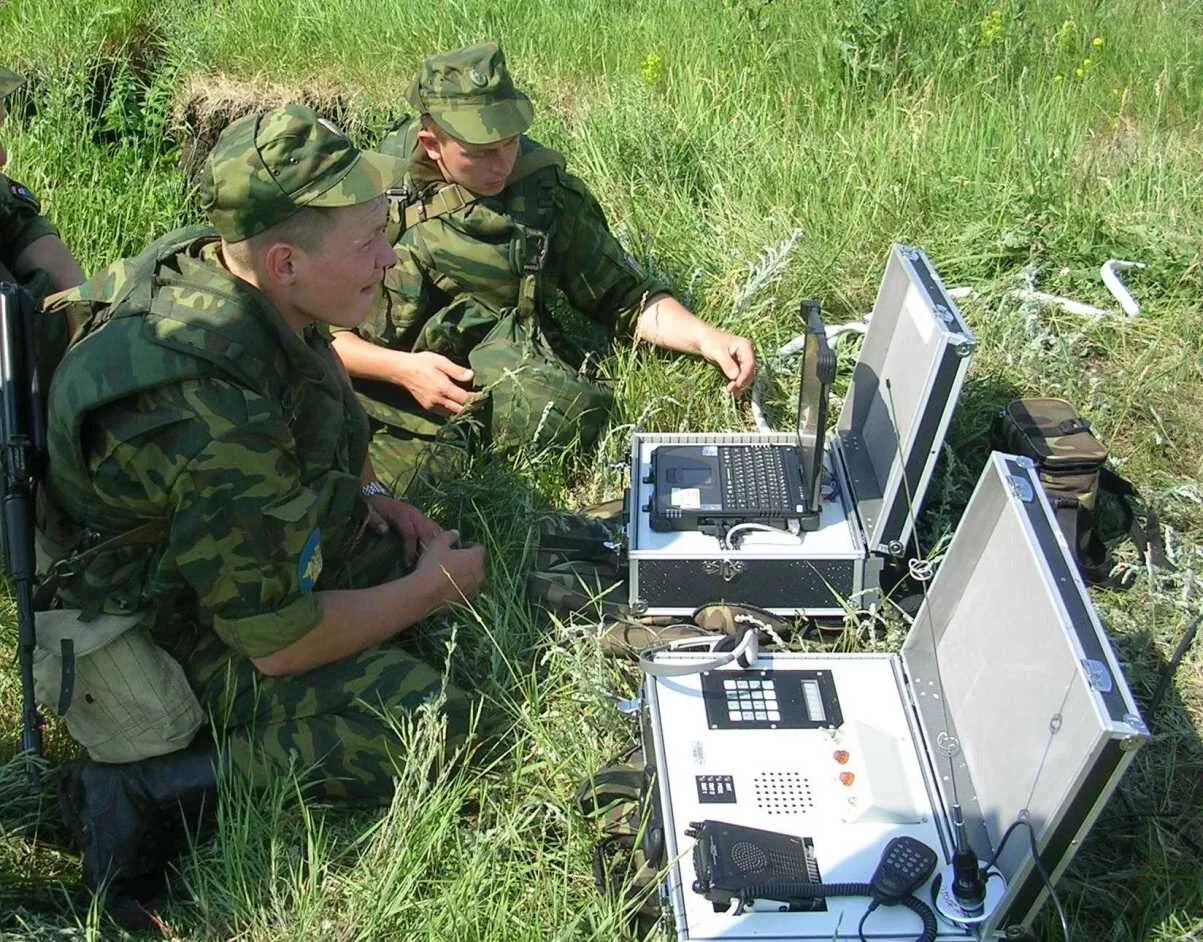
left=1, top=0, right=1201, bottom=938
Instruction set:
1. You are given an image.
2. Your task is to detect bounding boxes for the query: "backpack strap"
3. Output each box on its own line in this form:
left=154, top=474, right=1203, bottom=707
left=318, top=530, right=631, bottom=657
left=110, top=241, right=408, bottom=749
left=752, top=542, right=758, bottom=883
left=403, top=183, right=477, bottom=230
left=34, top=518, right=169, bottom=612
left=1098, top=466, right=1171, bottom=570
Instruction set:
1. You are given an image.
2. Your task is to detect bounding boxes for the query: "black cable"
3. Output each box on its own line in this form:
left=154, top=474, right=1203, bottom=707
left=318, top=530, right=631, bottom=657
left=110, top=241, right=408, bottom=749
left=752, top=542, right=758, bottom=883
left=856, top=896, right=937, bottom=942
left=748, top=882, right=936, bottom=942
left=984, top=818, right=1072, bottom=942
left=857, top=901, right=876, bottom=942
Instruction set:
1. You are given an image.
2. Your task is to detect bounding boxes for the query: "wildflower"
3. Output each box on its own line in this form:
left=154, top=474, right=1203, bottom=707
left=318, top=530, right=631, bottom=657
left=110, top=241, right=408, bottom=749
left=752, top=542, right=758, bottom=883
left=1055, top=18, right=1075, bottom=49
left=979, top=8, right=1005, bottom=46
left=1092, top=36, right=1104, bottom=47
left=1075, top=67, right=1085, bottom=78
left=1083, top=58, right=1093, bottom=68
left=1053, top=74, right=1064, bottom=83
left=639, top=52, right=664, bottom=87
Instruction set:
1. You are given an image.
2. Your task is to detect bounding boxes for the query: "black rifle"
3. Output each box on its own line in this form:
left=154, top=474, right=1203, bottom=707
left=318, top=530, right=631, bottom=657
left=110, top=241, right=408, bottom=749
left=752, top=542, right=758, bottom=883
left=0, top=281, right=46, bottom=789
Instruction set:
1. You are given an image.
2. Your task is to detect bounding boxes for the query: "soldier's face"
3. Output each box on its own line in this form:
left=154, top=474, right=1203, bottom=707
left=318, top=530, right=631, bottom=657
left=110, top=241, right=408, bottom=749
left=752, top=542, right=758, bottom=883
left=292, top=198, right=396, bottom=329
left=424, top=131, right=519, bottom=196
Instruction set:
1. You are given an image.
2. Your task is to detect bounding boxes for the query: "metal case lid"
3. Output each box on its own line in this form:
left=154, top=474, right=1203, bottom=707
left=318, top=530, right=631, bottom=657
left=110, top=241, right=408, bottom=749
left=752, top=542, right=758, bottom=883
left=836, top=244, right=975, bottom=556
left=901, top=452, right=1149, bottom=933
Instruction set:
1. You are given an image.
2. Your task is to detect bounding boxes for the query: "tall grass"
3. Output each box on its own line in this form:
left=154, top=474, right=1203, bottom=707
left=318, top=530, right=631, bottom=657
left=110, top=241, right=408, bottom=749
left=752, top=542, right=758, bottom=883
left=1, top=0, right=1201, bottom=939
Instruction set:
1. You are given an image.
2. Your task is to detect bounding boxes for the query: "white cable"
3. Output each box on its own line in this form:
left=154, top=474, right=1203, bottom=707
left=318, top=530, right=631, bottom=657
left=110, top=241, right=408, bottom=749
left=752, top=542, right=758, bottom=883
left=1100, top=259, right=1146, bottom=317
left=638, top=628, right=760, bottom=677
left=949, top=258, right=1145, bottom=319
left=724, top=522, right=803, bottom=548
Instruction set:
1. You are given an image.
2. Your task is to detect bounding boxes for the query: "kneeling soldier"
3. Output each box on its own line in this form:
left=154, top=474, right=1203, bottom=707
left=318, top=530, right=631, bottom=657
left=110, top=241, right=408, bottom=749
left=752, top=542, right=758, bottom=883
left=39, top=104, right=487, bottom=927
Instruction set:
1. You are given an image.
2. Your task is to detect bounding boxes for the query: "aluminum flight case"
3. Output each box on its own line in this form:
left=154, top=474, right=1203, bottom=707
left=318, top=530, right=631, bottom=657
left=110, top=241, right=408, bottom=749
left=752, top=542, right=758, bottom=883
left=642, top=452, right=1150, bottom=941
left=626, top=244, right=977, bottom=616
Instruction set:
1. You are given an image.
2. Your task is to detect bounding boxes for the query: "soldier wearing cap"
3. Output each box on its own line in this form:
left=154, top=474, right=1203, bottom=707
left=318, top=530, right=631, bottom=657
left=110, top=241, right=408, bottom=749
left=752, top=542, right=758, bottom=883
left=0, top=67, right=84, bottom=297
left=332, top=42, right=758, bottom=495
left=42, top=103, right=488, bottom=928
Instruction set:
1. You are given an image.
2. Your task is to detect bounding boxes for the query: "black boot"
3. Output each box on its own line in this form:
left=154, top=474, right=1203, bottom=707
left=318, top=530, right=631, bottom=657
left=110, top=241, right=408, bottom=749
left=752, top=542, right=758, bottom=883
left=59, top=738, right=218, bottom=930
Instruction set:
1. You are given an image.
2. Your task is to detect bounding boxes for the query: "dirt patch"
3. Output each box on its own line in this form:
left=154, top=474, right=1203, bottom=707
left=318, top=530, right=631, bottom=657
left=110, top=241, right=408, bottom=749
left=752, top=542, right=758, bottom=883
left=174, top=73, right=363, bottom=184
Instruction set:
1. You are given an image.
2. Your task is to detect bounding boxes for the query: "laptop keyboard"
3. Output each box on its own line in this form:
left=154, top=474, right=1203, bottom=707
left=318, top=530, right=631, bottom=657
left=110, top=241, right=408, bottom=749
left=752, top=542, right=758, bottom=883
left=720, top=446, right=796, bottom=511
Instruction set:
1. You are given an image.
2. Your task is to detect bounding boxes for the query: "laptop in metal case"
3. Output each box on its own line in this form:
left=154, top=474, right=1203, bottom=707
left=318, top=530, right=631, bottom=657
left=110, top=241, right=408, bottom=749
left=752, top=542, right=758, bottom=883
left=648, top=301, right=835, bottom=534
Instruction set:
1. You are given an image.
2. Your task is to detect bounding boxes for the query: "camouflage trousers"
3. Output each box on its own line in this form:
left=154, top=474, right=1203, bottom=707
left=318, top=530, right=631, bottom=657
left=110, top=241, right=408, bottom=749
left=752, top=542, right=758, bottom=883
left=367, top=407, right=479, bottom=502
left=196, top=644, right=475, bottom=803
left=365, top=327, right=615, bottom=499
left=180, top=527, right=483, bottom=803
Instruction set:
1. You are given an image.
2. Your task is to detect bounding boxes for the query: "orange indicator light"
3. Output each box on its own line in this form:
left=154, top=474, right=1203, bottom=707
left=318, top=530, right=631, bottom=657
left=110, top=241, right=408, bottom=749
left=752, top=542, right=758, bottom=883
left=839, top=772, right=855, bottom=787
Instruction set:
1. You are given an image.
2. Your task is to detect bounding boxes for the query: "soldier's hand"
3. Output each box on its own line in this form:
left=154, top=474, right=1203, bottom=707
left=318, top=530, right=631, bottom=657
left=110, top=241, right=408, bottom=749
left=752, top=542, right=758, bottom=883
left=417, top=530, right=486, bottom=602
left=396, top=351, right=475, bottom=415
left=365, top=494, right=441, bottom=565
left=699, top=329, right=757, bottom=395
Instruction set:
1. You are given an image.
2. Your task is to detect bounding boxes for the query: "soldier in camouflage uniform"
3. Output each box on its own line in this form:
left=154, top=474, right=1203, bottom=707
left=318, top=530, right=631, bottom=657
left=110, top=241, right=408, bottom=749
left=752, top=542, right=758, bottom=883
left=0, top=67, right=85, bottom=297
left=331, top=43, right=758, bottom=496
left=43, top=104, right=488, bottom=928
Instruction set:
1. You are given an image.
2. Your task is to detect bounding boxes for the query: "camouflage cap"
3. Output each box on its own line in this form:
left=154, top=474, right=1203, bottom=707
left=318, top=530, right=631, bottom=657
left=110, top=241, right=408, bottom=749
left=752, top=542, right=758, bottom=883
left=406, top=42, right=533, bottom=145
left=199, top=103, right=406, bottom=242
left=0, top=68, right=24, bottom=97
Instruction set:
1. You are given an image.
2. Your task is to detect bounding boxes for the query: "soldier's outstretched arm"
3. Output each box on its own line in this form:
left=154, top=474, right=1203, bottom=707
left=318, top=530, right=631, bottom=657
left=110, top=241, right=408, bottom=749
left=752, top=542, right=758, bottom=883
left=635, top=293, right=758, bottom=394
left=252, top=530, right=485, bottom=677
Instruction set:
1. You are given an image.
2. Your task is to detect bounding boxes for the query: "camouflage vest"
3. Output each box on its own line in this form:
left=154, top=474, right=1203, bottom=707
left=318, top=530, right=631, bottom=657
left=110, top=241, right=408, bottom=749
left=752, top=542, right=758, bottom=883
left=372, top=126, right=614, bottom=451
left=40, top=227, right=370, bottom=612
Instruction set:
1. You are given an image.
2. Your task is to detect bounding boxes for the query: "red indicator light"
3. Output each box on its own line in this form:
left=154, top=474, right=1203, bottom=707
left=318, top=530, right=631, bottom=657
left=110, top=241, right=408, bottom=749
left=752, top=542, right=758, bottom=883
left=833, top=750, right=850, bottom=765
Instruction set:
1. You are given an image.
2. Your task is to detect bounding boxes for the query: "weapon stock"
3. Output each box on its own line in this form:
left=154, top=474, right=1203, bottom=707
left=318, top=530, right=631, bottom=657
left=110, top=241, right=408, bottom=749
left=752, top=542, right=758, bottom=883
left=0, top=281, right=45, bottom=789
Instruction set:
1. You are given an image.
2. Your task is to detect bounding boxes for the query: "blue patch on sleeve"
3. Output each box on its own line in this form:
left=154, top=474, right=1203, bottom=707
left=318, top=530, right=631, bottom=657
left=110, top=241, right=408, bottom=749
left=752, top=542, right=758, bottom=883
left=297, top=528, right=323, bottom=593
left=9, top=181, right=38, bottom=206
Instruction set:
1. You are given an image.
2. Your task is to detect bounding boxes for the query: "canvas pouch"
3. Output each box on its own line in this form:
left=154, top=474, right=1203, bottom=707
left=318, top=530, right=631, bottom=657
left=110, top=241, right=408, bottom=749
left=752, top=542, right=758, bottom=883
left=32, top=609, right=204, bottom=764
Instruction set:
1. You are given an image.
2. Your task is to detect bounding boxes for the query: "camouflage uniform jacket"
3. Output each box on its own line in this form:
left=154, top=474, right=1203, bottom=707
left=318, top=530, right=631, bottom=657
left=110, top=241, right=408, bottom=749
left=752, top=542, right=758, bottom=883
left=0, top=172, right=59, bottom=290
left=350, top=134, right=672, bottom=418
left=42, top=227, right=371, bottom=662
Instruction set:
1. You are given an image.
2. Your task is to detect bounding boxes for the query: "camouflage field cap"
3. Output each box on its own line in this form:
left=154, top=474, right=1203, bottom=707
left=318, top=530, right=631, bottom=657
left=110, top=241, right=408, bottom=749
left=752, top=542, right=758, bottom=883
left=406, top=42, right=533, bottom=145
left=0, top=68, right=24, bottom=97
left=200, top=103, right=405, bottom=242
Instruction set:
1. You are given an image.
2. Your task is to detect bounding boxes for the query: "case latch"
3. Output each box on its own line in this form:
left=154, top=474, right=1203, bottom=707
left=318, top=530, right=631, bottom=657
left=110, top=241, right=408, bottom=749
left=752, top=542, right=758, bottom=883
left=1006, top=474, right=1035, bottom=502
left=1081, top=658, right=1113, bottom=693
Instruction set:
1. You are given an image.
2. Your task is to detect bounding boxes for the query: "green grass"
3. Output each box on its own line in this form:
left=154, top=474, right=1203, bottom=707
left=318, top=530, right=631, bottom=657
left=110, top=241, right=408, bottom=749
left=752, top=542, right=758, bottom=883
left=2, top=0, right=1202, bottom=938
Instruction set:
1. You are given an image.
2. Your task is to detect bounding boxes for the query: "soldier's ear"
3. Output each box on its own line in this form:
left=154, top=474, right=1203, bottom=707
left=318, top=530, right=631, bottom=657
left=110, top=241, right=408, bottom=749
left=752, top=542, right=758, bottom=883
left=262, top=241, right=297, bottom=286
left=416, top=126, right=442, bottom=163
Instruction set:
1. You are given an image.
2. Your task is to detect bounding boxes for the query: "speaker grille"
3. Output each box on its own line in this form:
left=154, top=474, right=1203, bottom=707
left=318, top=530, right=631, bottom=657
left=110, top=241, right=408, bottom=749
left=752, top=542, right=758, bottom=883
left=753, top=770, right=815, bottom=814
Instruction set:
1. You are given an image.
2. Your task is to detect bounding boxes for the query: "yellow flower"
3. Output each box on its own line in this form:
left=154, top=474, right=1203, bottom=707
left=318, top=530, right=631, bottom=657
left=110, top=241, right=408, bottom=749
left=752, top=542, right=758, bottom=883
left=1075, top=67, right=1085, bottom=78
left=1053, top=74, right=1064, bottom=83
left=639, top=52, right=664, bottom=87
left=979, top=8, right=1005, bottom=46
left=1092, top=36, right=1104, bottom=47
left=1083, top=58, right=1093, bottom=68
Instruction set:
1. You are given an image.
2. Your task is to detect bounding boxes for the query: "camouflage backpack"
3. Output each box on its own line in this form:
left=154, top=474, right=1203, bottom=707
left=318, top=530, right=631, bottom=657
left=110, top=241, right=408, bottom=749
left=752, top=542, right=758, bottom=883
left=574, top=742, right=666, bottom=933
left=992, top=398, right=1165, bottom=584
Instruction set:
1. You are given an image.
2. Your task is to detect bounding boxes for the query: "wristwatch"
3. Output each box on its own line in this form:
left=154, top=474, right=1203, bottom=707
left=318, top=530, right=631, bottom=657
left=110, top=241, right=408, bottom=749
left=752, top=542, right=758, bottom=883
left=361, top=481, right=390, bottom=498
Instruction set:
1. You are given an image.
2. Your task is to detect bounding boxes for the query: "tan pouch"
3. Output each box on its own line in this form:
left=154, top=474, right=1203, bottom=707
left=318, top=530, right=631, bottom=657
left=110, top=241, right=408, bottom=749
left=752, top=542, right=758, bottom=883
left=32, top=609, right=204, bottom=764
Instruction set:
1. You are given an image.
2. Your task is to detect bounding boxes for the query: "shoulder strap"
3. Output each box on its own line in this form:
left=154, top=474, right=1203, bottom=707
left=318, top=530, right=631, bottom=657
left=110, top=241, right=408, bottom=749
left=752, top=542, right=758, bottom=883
left=34, top=517, right=169, bottom=611
left=403, top=183, right=477, bottom=230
